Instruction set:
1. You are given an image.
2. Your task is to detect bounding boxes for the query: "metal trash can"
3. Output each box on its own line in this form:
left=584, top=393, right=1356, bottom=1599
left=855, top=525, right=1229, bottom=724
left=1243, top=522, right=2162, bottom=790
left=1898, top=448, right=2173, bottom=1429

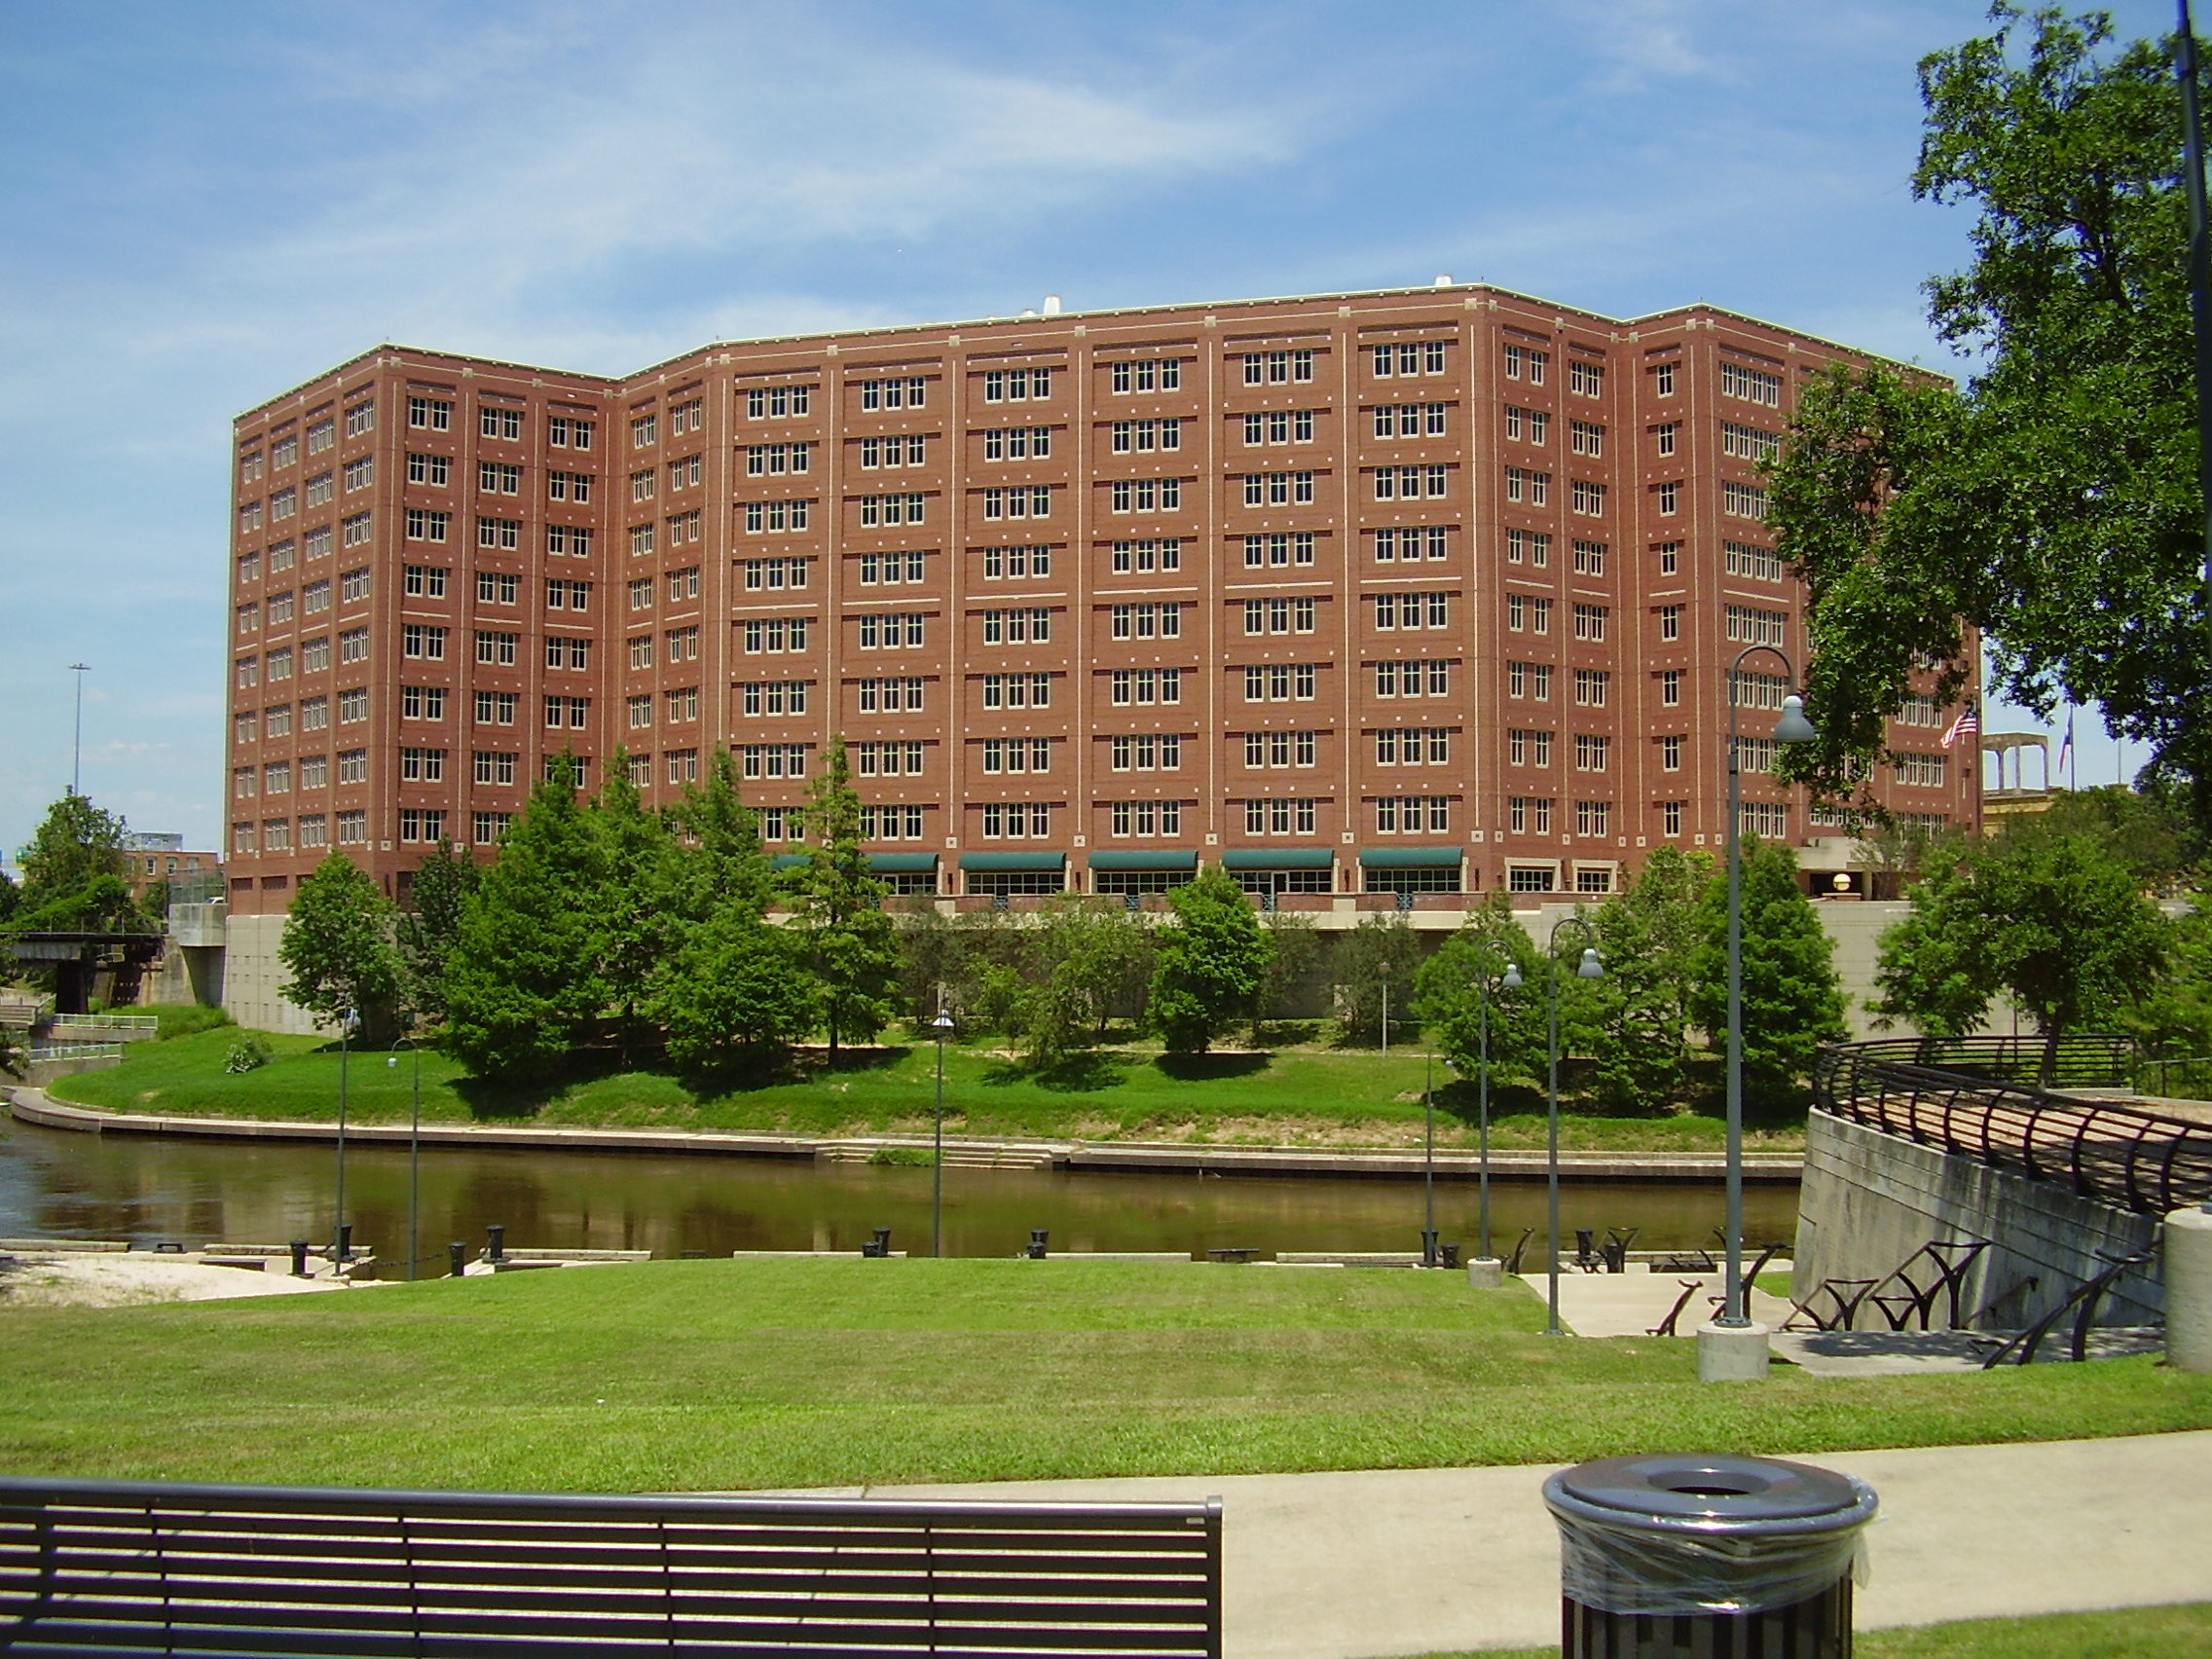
left=1542, top=1452, right=1877, bottom=1657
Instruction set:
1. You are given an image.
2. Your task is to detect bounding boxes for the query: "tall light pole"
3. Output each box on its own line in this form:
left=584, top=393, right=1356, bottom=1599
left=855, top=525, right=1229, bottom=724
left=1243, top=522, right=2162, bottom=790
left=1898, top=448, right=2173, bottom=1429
left=1544, top=915, right=1604, bottom=1338
left=388, top=1032, right=423, bottom=1280
left=1421, top=1041, right=1436, bottom=1265
left=1476, top=950, right=1525, bottom=1266
left=67, top=663, right=91, bottom=795
left=1704, top=647, right=1819, bottom=1382
left=932, top=1008, right=954, bottom=1258
left=333, top=1007, right=359, bottom=1266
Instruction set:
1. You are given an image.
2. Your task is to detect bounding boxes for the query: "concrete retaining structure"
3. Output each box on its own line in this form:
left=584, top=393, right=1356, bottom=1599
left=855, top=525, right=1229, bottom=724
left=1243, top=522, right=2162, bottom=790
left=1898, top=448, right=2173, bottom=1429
left=1795, top=1111, right=2161, bottom=1328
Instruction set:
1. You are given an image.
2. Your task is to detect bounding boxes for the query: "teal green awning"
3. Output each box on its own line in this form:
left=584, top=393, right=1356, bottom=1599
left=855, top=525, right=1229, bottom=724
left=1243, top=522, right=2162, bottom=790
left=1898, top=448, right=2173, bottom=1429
left=770, top=854, right=809, bottom=869
left=1221, top=848, right=1335, bottom=869
left=959, top=851, right=1067, bottom=871
left=1088, top=850, right=1198, bottom=871
left=868, top=853, right=939, bottom=872
left=1357, top=847, right=1466, bottom=868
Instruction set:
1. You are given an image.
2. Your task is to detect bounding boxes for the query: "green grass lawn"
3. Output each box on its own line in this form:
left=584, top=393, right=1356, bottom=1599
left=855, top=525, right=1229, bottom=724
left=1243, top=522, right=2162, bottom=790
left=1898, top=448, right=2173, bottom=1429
left=1422, top=1603, right=2212, bottom=1659
left=47, top=1026, right=1798, bottom=1152
left=1, top=1260, right=2203, bottom=1493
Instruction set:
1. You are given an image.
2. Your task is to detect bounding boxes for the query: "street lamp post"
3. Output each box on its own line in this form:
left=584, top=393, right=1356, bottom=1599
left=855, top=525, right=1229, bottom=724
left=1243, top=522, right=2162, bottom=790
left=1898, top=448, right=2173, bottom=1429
left=67, top=663, right=91, bottom=796
left=333, top=1008, right=359, bottom=1266
left=1476, top=952, right=1525, bottom=1267
left=1421, top=1042, right=1436, bottom=1265
left=932, top=1009, right=954, bottom=1258
left=1703, top=646, right=1819, bottom=1382
left=1544, top=917, right=1604, bottom=1338
left=387, top=1033, right=423, bottom=1280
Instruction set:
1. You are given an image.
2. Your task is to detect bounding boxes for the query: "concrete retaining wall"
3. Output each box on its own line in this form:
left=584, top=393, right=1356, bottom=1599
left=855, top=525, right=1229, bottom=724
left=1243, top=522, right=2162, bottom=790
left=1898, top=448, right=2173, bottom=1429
left=218, top=912, right=322, bottom=1036
left=1795, top=1111, right=2161, bottom=1328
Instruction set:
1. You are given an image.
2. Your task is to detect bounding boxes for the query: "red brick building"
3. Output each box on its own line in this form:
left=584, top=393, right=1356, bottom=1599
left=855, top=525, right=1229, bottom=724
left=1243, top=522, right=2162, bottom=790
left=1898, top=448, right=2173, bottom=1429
left=221, top=283, right=1977, bottom=919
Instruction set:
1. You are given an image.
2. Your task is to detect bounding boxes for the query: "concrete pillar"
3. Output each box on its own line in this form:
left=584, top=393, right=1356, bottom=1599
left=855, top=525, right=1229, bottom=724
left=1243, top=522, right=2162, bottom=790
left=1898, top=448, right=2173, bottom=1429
left=1466, top=1256, right=1504, bottom=1290
left=2165, top=1207, right=2212, bottom=1375
left=1696, top=1320, right=1771, bottom=1382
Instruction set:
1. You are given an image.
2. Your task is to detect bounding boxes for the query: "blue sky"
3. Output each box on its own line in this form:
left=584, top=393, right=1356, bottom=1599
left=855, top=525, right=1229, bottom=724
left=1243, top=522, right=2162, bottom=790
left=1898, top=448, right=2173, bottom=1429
left=0, top=0, right=2179, bottom=868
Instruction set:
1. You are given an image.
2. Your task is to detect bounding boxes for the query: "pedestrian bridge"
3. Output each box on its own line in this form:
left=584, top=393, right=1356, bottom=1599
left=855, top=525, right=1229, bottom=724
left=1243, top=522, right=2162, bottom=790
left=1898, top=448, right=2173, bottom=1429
left=1798, top=1034, right=2212, bottom=1328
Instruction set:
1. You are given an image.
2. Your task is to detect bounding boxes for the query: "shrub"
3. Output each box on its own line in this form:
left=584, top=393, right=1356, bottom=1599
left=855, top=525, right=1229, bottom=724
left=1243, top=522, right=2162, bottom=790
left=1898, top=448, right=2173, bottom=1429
left=222, top=1035, right=273, bottom=1074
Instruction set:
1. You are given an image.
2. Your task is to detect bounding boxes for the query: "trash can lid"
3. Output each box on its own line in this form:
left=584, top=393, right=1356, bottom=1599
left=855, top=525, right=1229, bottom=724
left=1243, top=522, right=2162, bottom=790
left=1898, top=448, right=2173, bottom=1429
left=1546, top=1454, right=1874, bottom=1532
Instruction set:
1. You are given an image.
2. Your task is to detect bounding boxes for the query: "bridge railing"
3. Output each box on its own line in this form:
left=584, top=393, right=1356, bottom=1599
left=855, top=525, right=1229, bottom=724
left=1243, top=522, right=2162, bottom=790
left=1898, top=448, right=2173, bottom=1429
left=1814, top=1035, right=2212, bottom=1216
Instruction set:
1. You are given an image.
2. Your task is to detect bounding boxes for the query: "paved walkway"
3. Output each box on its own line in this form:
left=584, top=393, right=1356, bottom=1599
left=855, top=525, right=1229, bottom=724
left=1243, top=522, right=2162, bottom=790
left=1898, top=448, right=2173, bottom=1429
left=819, top=1431, right=2212, bottom=1659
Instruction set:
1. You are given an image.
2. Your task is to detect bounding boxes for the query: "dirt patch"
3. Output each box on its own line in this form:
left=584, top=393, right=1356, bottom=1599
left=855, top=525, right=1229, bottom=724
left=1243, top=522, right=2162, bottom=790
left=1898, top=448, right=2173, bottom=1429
left=0, top=1254, right=365, bottom=1310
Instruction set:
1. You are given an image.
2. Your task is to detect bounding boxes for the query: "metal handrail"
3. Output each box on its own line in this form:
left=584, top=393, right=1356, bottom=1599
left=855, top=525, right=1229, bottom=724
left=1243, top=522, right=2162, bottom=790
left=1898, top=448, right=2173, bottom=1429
left=25, top=1042, right=124, bottom=1061
left=1814, top=1036, right=2212, bottom=1216
left=48, top=1012, right=158, bottom=1033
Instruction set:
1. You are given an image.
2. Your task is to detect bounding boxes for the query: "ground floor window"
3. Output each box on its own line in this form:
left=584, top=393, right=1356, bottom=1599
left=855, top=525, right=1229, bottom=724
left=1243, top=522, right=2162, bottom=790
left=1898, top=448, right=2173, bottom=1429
left=1231, top=867, right=1332, bottom=895
left=1363, top=866, right=1459, bottom=895
left=1093, top=870, right=1186, bottom=895
left=965, top=870, right=1064, bottom=897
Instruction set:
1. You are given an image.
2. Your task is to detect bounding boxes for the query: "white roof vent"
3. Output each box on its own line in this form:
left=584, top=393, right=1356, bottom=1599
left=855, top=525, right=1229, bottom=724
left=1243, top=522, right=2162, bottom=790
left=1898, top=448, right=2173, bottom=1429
left=1433, top=274, right=1455, bottom=287
left=1043, top=294, right=1062, bottom=315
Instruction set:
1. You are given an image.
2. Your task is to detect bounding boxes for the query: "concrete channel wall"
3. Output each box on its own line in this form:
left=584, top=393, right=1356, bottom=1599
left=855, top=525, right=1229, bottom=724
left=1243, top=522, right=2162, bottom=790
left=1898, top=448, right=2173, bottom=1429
left=1794, top=1111, right=2161, bottom=1328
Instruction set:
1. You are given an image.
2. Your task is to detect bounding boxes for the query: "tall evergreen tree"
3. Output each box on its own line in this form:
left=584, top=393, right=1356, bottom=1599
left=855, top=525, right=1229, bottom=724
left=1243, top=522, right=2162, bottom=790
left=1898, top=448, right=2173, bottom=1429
left=593, top=754, right=678, bottom=1060
left=279, top=853, right=405, bottom=1040
left=444, top=756, right=609, bottom=1080
left=791, top=736, right=901, bottom=1059
left=1148, top=867, right=1272, bottom=1054
left=665, top=747, right=773, bottom=922
left=1688, top=838, right=1849, bottom=1116
left=395, top=839, right=478, bottom=1024
left=1589, top=846, right=1714, bottom=1111
left=651, top=908, right=819, bottom=1077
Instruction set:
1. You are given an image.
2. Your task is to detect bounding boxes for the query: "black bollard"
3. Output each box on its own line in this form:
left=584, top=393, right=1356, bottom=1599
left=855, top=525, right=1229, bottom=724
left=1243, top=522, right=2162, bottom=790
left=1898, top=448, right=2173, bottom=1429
left=1440, top=1242, right=1461, bottom=1270
left=289, top=1239, right=311, bottom=1278
left=485, top=1224, right=506, bottom=1263
left=448, top=1241, right=467, bottom=1278
left=861, top=1227, right=893, bottom=1259
left=1026, top=1229, right=1050, bottom=1260
left=335, top=1222, right=354, bottom=1264
left=1421, top=1228, right=1441, bottom=1268
left=1574, top=1228, right=1602, bottom=1272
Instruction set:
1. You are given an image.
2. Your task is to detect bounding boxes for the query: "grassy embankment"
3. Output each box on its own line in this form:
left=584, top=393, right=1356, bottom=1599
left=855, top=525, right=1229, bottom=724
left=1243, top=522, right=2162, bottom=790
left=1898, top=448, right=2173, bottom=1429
left=1429, top=1603, right=2212, bottom=1659
left=3, top=1261, right=2208, bottom=1493
left=46, top=1023, right=1801, bottom=1152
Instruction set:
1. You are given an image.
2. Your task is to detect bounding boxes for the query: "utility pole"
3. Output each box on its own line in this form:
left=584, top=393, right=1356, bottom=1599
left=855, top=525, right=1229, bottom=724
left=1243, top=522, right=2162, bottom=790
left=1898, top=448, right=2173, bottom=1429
left=68, top=664, right=91, bottom=795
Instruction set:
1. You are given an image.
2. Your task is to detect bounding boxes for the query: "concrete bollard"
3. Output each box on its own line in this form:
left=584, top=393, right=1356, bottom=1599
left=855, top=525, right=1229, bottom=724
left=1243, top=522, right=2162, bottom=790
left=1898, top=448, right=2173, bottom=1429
left=1466, top=1256, right=1505, bottom=1290
left=2166, top=1206, right=2212, bottom=1375
left=1696, top=1320, right=1771, bottom=1382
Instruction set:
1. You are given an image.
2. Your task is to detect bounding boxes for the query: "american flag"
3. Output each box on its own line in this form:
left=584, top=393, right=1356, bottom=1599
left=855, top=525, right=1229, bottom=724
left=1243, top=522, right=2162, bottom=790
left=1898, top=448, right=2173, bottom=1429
left=1939, top=705, right=1979, bottom=752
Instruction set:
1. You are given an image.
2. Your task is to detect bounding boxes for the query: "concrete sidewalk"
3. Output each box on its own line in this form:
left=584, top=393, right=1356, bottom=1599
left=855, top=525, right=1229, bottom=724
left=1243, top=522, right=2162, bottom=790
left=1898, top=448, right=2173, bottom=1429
left=829, top=1430, right=2212, bottom=1659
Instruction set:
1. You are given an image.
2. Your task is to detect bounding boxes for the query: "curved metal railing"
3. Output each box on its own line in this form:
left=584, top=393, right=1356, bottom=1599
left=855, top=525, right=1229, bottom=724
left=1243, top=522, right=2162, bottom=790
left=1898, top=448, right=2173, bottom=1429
left=1814, top=1035, right=2212, bottom=1216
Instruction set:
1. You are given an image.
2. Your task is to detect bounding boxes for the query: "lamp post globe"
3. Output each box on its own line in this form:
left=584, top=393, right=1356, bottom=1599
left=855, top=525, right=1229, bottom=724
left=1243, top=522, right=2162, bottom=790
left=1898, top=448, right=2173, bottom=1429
left=931, top=1009, right=954, bottom=1259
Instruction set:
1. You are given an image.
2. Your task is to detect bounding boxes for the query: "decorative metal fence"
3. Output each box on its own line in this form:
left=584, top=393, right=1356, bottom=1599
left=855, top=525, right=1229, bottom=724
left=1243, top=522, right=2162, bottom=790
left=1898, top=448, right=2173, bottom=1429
left=1813, top=1036, right=2212, bottom=1216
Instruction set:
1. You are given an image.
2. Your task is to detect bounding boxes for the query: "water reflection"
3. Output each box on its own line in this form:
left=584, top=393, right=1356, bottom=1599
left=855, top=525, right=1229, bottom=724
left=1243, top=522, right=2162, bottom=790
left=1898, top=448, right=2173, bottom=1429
left=0, top=1121, right=1797, bottom=1272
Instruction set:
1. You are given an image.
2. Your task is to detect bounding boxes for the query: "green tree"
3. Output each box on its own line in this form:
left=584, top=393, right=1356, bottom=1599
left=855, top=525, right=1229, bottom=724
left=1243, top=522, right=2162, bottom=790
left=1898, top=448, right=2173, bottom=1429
left=12, top=792, right=147, bottom=934
left=649, top=908, right=819, bottom=1077
left=277, top=853, right=405, bottom=1040
left=0, top=866, right=18, bottom=924
left=593, top=756, right=677, bottom=1060
left=1015, top=895, right=1155, bottom=1067
left=1148, top=867, right=1272, bottom=1054
left=1688, top=839, right=1849, bottom=1116
left=443, top=756, right=609, bottom=1081
left=1256, top=909, right=1320, bottom=1035
left=1874, top=831, right=2171, bottom=1073
left=1589, top=846, right=1714, bottom=1111
left=2124, top=890, right=2212, bottom=1082
left=1413, top=892, right=1547, bottom=1088
left=1769, top=7, right=2212, bottom=821
left=791, top=737, right=902, bottom=1059
left=395, top=839, right=478, bottom=1024
left=1332, top=912, right=1422, bottom=1045
left=665, top=748, right=774, bottom=923
left=2008, top=784, right=2199, bottom=893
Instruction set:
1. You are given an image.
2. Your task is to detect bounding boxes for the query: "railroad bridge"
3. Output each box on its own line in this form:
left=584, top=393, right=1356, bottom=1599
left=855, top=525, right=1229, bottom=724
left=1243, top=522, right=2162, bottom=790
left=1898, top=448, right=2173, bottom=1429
left=1799, top=1035, right=2212, bottom=1329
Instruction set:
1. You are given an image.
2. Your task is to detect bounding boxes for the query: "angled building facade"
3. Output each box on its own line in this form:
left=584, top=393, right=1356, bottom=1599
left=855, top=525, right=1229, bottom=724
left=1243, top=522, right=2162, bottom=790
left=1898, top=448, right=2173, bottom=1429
left=220, top=283, right=1977, bottom=945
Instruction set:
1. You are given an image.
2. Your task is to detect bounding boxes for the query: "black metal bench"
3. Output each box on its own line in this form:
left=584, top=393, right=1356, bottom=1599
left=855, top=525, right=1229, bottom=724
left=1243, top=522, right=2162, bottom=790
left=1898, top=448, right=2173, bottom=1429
left=0, top=1476, right=1223, bottom=1658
